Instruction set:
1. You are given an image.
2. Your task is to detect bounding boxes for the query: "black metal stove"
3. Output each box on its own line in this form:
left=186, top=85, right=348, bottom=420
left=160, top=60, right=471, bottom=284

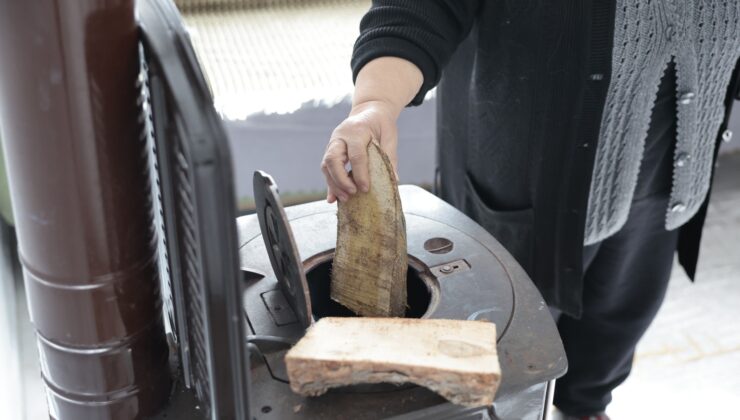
left=238, top=173, right=566, bottom=420
left=139, top=1, right=566, bottom=419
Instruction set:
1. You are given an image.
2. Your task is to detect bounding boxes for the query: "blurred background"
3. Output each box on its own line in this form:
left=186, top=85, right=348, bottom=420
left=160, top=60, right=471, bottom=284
left=177, top=0, right=437, bottom=211
left=1, top=1, right=739, bottom=419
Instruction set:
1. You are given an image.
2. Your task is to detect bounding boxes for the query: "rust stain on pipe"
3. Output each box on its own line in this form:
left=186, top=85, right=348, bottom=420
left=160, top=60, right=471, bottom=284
left=0, top=1, right=171, bottom=418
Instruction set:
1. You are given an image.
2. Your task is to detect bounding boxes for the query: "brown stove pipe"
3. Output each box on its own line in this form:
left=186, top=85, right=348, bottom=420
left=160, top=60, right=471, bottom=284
left=0, top=1, right=171, bottom=418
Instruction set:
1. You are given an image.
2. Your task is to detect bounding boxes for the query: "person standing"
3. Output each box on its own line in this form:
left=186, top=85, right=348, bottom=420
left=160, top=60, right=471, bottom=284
left=321, top=1, right=740, bottom=419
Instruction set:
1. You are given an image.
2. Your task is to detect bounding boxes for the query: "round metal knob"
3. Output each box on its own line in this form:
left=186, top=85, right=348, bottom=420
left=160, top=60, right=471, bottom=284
left=722, top=130, right=733, bottom=143
left=670, top=202, right=687, bottom=213
left=678, top=92, right=695, bottom=105
left=676, top=153, right=690, bottom=168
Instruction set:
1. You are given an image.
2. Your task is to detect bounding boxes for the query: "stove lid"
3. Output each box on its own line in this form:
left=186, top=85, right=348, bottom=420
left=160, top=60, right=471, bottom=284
left=253, top=171, right=313, bottom=329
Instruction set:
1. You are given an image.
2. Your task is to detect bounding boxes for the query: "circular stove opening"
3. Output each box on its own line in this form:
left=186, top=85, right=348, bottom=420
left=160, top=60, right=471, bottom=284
left=305, top=256, right=435, bottom=320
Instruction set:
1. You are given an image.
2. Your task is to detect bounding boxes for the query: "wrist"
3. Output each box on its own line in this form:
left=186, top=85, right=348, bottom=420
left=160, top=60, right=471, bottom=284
left=349, top=99, right=401, bottom=121
left=351, top=57, right=422, bottom=116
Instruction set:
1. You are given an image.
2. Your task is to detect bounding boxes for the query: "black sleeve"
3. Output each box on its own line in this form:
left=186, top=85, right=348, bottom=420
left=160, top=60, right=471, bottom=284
left=351, top=0, right=480, bottom=106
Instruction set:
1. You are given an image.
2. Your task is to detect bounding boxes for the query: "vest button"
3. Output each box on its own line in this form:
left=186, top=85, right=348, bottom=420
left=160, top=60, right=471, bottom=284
left=676, top=153, right=690, bottom=167
left=670, top=202, right=687, bottom=213
left=665, top=24, right=676, bottom=40
left=678, top=92, right=695, bottom=105
left=722, top=130, right=733, bottom=143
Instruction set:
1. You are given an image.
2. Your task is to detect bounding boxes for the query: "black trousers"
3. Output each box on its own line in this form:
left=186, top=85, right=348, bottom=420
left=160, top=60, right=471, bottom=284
left=552, top=62, right=680, bottom=415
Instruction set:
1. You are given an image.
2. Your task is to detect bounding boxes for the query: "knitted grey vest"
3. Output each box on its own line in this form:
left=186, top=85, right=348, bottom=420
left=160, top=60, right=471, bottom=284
left=585, top=0, right=740, bottom=245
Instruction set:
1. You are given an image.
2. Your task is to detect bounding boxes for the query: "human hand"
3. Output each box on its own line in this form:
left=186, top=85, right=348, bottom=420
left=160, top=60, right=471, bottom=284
left=321, top=99, right=399, bottom=203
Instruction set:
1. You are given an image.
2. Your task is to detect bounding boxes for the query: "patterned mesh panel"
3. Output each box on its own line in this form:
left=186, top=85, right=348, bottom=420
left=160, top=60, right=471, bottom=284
left=138, top=1, right=252, bottom=416
left=171, top=134, right=213, bottom=409
left=138, top=47, right=175, bottom=349
left=172, top=0, right=369, bottom=119
left=140, top=44, right=215, bottom=415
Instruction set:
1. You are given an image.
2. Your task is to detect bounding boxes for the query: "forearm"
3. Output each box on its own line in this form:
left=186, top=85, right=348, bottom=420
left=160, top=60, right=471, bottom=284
left=351, top=56, right=423, bottom=118
left=324, top=0, right=480, bottom=202
left=351, top=0, right=480, bottom=106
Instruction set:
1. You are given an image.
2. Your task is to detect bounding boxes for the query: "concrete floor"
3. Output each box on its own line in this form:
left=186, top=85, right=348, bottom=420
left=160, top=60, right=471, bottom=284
left=606, top=151, right=740, bottom=419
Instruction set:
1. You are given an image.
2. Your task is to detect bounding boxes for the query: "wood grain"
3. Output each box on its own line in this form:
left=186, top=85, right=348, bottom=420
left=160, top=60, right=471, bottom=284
left=331, top=142, right=407, bottom=317
left=285, top=317, right=501, bottom=407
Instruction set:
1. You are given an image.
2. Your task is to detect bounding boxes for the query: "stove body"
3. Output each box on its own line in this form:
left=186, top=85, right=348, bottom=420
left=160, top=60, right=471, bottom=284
left=138, top=1, right=565, bottom=418
left=238, top=185, right=567, bottom=420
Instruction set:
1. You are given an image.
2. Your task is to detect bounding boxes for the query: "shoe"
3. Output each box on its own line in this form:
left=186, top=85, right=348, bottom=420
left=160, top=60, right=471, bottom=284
left=551, top=408, right=610, bottom=420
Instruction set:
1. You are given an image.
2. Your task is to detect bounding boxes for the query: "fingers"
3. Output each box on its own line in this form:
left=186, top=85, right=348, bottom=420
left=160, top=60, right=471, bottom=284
left=326, top=188, right=338, bottom=204
left=347, top=139, right=370, bottom=193
left=325, top=139, right=358, bottom=194
left=322, top=166, right=342, bottom=203
left=321, top=138, right=356, bottom=201
left=322, top=103, right=398, bottom=202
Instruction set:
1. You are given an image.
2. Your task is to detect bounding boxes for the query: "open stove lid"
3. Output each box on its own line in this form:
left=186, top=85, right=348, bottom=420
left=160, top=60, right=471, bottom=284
left=253, top=171, right=313, bottom=329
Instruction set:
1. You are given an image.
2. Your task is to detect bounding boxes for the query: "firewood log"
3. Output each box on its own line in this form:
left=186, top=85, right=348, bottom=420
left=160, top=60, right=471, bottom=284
left=285, top=317, right=501, bottom=407
left=331, top=141, right=407, bottom=317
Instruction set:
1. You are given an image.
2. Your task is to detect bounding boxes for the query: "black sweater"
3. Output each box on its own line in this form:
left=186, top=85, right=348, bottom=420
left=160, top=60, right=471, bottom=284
left=348, top=0, right=740, bottom=317
left=352, top=0, right=481, bottom=105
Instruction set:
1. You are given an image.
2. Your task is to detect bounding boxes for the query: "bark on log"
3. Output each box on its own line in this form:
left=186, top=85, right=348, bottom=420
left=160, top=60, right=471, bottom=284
left=285, top=317, right=501, bottom=407
left=331, top=142, right=407, bottom=317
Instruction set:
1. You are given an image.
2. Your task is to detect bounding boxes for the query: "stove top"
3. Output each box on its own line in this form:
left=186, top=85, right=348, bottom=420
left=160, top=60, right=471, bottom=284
left=238, top=182, right=566, bottom=419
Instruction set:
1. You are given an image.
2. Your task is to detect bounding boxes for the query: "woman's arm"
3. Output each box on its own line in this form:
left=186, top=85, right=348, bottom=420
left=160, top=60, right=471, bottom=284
left=321, top=57, right=421, bottom=203
left=322, top=0, right=480, bottom=203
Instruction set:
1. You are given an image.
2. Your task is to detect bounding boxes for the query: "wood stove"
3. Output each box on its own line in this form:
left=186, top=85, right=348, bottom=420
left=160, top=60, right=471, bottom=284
left=137, top=0, right=567, bottom=418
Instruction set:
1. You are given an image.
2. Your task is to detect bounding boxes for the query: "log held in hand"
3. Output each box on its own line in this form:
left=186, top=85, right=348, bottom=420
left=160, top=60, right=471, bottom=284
left=331, top=142, right=408, bottom=317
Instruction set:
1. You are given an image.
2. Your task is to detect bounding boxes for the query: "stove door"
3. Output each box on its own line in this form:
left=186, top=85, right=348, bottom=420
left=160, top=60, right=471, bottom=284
left=253, top=171, right=313, bottom=330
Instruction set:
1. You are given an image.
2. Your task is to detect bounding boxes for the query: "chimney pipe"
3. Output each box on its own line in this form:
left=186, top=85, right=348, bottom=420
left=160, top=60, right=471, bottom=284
left=0, top=1, right=172, bottom=418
